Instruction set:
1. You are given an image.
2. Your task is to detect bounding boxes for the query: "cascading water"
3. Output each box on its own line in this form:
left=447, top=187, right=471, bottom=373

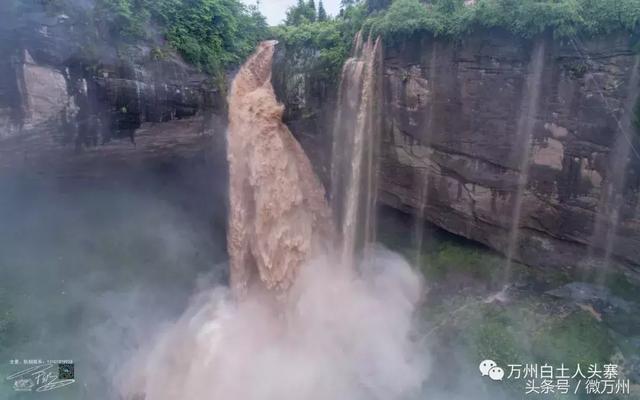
left=226, top=40, right=333, bottom=296
left=413, top=43, right=439, bottom=267
left=118, top=40, right=425, bottom=400
left=504, top=40, right=546, bottom=281
left=330, top=32, right=383, bottom=266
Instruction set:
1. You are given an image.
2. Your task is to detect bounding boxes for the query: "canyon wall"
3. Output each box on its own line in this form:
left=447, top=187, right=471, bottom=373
left=2, top=15, right=639, bottom=276
left=0, top=8, right=226, bottom=174
left=274, top=30, right=640, bottom=274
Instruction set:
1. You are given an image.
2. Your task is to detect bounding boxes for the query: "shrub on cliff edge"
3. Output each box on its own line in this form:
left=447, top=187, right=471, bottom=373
left=365, top=0, right=640, bottom=40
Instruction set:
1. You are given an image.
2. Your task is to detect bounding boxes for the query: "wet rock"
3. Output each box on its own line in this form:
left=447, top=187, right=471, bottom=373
left=0, top=5, right=225, bottom=170
left=547, top=282, right=632, bottom=311
left=21, top=51, right=70, bottom=130
left=547, top=282, right=640, bottom=336
left=273, top=30, right=640, bottom=277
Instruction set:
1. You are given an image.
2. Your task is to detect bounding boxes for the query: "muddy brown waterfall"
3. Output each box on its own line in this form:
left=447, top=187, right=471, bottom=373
left=330, top=33, right=383, bottom=266
left=227, top=40, right=332, bottom=296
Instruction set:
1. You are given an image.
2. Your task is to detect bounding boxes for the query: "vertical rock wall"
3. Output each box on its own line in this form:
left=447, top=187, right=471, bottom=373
left=273, top=30, right=640, bottom=274
left=378, top=31, right=640, bottom=271
left=0, top=8, right=226, bottom=169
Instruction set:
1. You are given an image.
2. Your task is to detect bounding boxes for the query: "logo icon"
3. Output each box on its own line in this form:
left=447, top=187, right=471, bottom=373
left=479, top=360, right=504, bottom=381
left=479, top=360, right=497, bottom=376
left=488, top=366, right=504, bottom=381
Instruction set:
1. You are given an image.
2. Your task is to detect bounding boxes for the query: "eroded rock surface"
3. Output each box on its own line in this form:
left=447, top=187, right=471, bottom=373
left=0, top=6, right=225, bottom=171
left=273, top=31, right=640, bottom=275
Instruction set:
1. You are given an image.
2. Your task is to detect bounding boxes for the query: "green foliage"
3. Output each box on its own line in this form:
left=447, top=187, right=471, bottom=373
left=366, top=0, right=392, bottom=13
left=156, top=0, right=268, bottom=75
left=274, top=20, right=350, bottom=78
left=93, top=0, right=268, bottom=76
left=365, top=0, right=640, bottom=41
left=462, top=304, right=616, bottom=386
left=531, top=310, right=615, bottom=366
left=365, top=0, right=445, bottom=41
left=341, top=0, right=358, bottom=9
left=275, top=3, right=368, bottom=78
left=95, top=0, right=151, bottom=39
left=6, top=0, right=269, bottom=78
left=469, top=307, right=530, bottom=366
left=318, top=0, right=328, bottom=21
left=278, top=0, right=639, bottom=83
left=419, top=242, right=507, bottom=283
left=286, top=0, right=318, bottom=25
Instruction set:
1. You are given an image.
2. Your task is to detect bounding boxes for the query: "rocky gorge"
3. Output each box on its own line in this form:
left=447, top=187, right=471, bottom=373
left=0, top=5, right=226, bottom=175
left=2, top=2, right=640, bottom=398
left=1, top=6, right=639, bottom=279
left=273, top=30, right=640, bottom=278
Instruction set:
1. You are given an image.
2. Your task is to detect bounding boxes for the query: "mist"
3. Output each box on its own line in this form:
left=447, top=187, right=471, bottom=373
left=0, top=171, right=517, bottom=400
left=2, top=0, right=638, bottom=398
left=0, top=163, right=228, bottom=399
left=117, top=248, right=428, bottom=400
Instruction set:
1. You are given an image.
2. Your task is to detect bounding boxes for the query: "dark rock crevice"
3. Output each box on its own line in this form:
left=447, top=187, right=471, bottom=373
left=0, top=6, right=227, bottom=175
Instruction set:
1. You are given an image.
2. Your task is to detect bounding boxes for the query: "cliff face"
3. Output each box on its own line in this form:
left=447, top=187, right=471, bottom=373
left=272, top=45, right=337, bottom=187
left=0, top=8, right=226, bottom=174
left=274, top=31, right=640, bottom=273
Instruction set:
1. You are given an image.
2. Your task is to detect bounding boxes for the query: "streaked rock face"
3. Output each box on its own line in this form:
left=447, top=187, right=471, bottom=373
left=22, top=51, right=70, bottom=130
left=0, top=8, right=224, bottom=172
left=273, top=31, right=640, bottom=275
left=378, top=33, right=640, bottom=272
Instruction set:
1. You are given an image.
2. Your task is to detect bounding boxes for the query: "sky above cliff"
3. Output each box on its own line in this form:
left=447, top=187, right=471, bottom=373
left=244, top=0, right=341, bottom=25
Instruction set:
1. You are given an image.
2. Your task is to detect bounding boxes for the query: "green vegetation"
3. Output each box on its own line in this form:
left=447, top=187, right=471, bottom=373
left=273, top=2, right=368, bottom=79
left=8, top=0, right=638, bottom=82
left=365, top=0, right=640, bottom=40
left=96, top=0, right=269, bottom=76
left=275, top=0, right=640, bottom=79
left=417, top=242, right=511, bottom=284
left=285, top=0, right=318, bottom=25
left=377, top=207, right=640, bottom=398
left=6, top=0, right=268, bottom=78
left=458, top=303, right=617, bottom=399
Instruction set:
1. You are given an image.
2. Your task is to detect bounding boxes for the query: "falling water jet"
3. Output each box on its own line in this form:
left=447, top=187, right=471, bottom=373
left=226, top=40, right=333, bottom=297
left=504, top=40, right=546, bottom=283
left=330, top=33, right=383, bottom=267
left=588, top=54, right=640, bottom=281
left=413, top=42, right=439, bottom=268
left=118, top=42, right=426, bottom=400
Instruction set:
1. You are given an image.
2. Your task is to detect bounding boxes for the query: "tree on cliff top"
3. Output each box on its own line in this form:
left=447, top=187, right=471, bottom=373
left=286, top=0, right=319, bottom=25
left=318, top=1, right=328, bottom=21
left=363, top=0, right=640, bottom=39
left=18, top=0, right=268, bottom=79
left=366, top=0, right=392, bottom=13
left=92, top=0, right=268, bottom=77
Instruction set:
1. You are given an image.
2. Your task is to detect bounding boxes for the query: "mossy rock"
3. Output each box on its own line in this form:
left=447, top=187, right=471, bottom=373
left=531, top=310, right=615, bottom=367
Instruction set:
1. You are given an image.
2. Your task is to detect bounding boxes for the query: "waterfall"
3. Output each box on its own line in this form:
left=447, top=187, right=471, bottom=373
left=119, top=42, right=425, bottom=400
left=504, top=40, right=546, bottom=280
left=413, top=42, right=439, bottom=267
left=330, top=32, right=383, bottom=266
left=589, top=54, right=640, bottom=274
left=226, top=40, right=333, bottom=296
